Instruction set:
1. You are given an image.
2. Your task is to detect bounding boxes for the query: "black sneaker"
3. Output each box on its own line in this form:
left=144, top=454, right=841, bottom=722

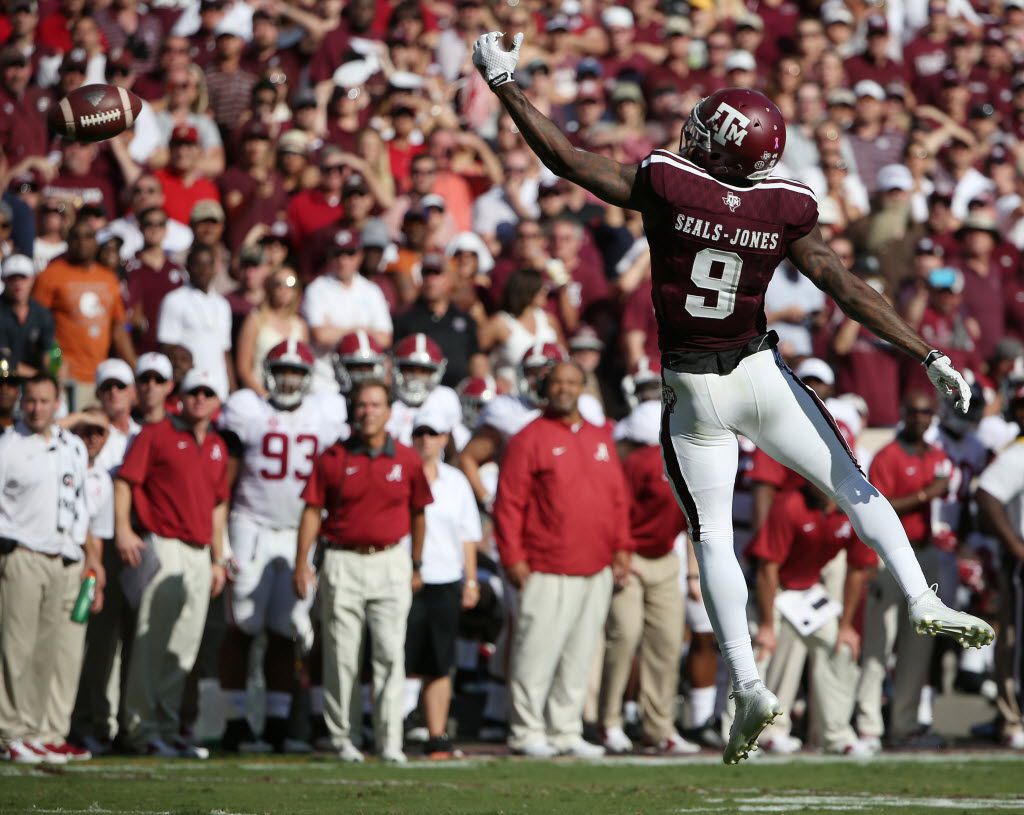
left=263, top=716, right=289, bottom=753
left=222, top=717, right=255, bottom=752
left=424, top=734, right=460, bottom=760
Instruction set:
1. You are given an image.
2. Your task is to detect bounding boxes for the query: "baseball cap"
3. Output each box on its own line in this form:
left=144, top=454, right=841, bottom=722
left=854, top=80, right=886, bottom=101
left=261, top=219, right=291, bottom=243
left=170, top=124, right=200, bottom=145
left=610, top=81, right=644, bottom=104
left=928, top=266, right=965, bottom=293
left=993, top=337, right=1024, bottom=360
left=277, top=129, right=309, bottom=155
left=734, top=13, right=764, bottom=31
left=546, top=14, right=571, bottom=32
left=329, top=228, right=361, bottom=253
left=724, top=50, right=756, bottom=73
left=180, top=368, right=220, bottom=396
left=412, top=407, right=452, bottom=435
left=794, top=357, right=835, bottom=386
left=1007, top=0, right=1024, bottom=9
left=95, top=358, right=135, bottom=388
left=822, top=5, right=854, bottom=26
left=601, top=5, right=634, bottom=28
left=1, top=254, right=34, bottom=279
left=865, top=14, right=888, bottom=35
left=241, top=120, right=271, bottom=141
left=290, top=88, right=317, bottom=109
left=662, top=16, right=692, bottom=36
left=420, top=252, right=445, bottom=274
left=826, top=88, right=856, bottom=107
left=877, top=164, right=913, bottom=192
left=0, top=46, right=26, bottom=68
left=136, top=352, right=173, bottom=381
left=420, top=193, right=446, bottom=211
left=239, top=244, right=264, bottom=266
left=342, top=173, right=369, bottom=196
left=190, top=199, right=225, bottom=223
left=60, top=48, right=87, bottom=74
left=568, top=324, right=605, bottom=352
left=361, top=219, right=391, bottom=249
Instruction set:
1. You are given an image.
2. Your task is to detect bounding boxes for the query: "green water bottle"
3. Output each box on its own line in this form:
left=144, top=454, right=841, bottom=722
left=47, top=344, right=62, bottom=379
left=70, top=570, right=97, bottom=623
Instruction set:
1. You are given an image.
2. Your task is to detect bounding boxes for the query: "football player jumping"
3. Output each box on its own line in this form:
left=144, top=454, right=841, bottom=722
left=473, top=32, right=995, bottom=764
left=216, top=340, right=348, bottom=753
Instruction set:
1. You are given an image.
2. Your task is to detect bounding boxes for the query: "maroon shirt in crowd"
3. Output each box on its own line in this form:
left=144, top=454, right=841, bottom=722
left=302, top=434, right=432, bottom=549
left=219, top=167, right=289, bottom=251
left=621, top=278, right=660, bottom=363
left=957, top=262, right=1007, bottom=360
left=623, top=443, right=686, bottom=559
left=494, top=414, right=632, bottom=575
left=124, top=255, right=187, bottom=354
left=117, top=416, right=230, bottom=546
left=869, top=439, right=950, bottom=545
left=0, top=86, right=51, bottom=162
left=287, top=188, right=344, bottom=247
left=747, top=488, right=877, bottom=590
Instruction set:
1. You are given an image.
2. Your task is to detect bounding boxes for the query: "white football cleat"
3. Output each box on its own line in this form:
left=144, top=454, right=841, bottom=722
left=909, top=586, right=994, bottom=649
left=761, top=733, right=802, bottom=755
left=724, top=682, right=781, bottom=765
left=513, top=741, right=559, bottom=758
left=336, top=741, right=365, bottom=763
left=601, top=726, right=634, bottom=754
left=651, top=732, right=701, bottom=755
left=380, top=748, right=407, bottom=764
left=558, top=739, right=606, bottom=758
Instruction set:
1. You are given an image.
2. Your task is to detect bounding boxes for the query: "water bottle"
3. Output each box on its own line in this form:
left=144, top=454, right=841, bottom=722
left=70, top=569, right=97, bottom=623
left=47, top=344, right=62, bottom=379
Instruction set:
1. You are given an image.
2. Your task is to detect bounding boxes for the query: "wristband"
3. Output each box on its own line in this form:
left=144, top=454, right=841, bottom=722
left=686, top=574, right=700, bottom=580
left=412, top=560, right=423, bottom=572
left=923, top=349, right=943, bottom=368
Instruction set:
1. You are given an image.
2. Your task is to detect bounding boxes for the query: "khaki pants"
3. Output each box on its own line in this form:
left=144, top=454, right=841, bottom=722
left=123, top=536, right=212, bottom=748
left=599, top=551, right=683, bottom=741
left=0, top=547, right=69, bottom=744
left=72, top=542, right=134, bottom=743
left=41, top=559, right=89, bottom=743
left=760, top=606, right=859, bottom=751
left=320, top=546, right=411, bottom=755
left=856, top=546, right=940, bottom=741
left=508, top=568, right=613, bottom=751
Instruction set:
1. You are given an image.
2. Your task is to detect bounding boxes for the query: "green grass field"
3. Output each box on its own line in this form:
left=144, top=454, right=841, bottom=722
left=4, top=752, right=1024, bottom=815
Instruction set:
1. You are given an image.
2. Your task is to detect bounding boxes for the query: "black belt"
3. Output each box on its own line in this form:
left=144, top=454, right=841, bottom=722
left=663, top=331, right=779, bottom=376
left=1, top=538, right=77, bottom=566
left=325, top=541, right=400, bottom=555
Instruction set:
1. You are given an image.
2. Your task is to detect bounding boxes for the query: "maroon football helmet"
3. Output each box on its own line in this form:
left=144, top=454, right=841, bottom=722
left=334, top=330, right=387, bottom=394
left=393, top=333, right=446, bottom=406
left=621, top=355, right=662, bottom=409
left=263, top=339, right=314, bottom=408
left=681, top=88, right=786, bottom=185
left=456, top=375, right=498, bottom=428
left=519, top=342, right=567, bottom=405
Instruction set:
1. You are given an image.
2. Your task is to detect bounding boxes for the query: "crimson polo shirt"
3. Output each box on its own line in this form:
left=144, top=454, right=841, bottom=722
left=869, top=438, right=950, bottom=545
left=493, top=414, right=632, bottom=575
left=747, top=489, right=878, bottom=591
left=117, top=416, right=229, bottom=546
left=302, top=434, right=432, bottom=549
left=286, top=188, right=344, bottom=247
left=623, top=444, right=685, bottom=559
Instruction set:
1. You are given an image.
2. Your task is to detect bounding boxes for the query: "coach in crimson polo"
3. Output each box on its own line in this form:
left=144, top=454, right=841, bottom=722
left=115, top=368, right=229, bottom=756
left=295, top=379, right=432, bottom=763
left=494, top=361, right=632, bottom=757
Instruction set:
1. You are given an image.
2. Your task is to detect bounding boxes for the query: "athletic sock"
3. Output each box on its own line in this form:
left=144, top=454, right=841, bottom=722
left=687, top=686, right=717, bottom=729
left=265, top=692, right=291, bottom=720
left=223, top=689, right=248, bottom=720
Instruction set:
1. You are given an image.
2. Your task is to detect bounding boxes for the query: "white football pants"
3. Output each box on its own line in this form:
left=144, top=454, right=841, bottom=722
left=660, top=349, right=929, bottom=688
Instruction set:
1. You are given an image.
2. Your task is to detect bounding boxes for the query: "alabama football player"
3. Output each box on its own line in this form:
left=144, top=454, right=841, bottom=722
left=334, top=330, right=387, bottom=396
left=457, top=374, right=500, bottom=429
left=473, top=33, right=993, bottom=764
left=387, top=333, right=469, bottom=449
left=216, top=339, right=348, bottom=753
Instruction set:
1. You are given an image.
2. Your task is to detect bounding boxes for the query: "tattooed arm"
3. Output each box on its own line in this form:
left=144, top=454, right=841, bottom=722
left=788, top=226, right=932, bottom=362
left=491, top=83, right=652, bottom=212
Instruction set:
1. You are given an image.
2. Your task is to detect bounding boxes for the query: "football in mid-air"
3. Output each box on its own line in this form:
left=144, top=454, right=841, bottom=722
left=48, top=83, right=142, bottom=143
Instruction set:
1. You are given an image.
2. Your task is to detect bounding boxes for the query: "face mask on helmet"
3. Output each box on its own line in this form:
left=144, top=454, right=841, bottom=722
left=335, top=358, right=385, bottom=394
left=265, top=363, right=311, bottom=408
left=519, top=363, right=554, bottom=406
left=395, top=363, right=442, bottom=407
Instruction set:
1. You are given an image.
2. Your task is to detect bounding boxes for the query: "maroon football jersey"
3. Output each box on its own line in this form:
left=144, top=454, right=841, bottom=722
left=637, top=149, right=818, bottom=356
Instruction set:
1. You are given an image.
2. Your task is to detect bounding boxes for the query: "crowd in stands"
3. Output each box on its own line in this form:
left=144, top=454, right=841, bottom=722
left=1, top=0, right=1024, bottom=764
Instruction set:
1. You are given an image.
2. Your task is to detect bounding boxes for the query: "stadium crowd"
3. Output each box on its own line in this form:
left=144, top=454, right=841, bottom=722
left=1, top=0, right=1024, bottom=765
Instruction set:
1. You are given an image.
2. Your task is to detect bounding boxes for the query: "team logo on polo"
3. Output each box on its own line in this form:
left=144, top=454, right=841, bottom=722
left=708, top=103, right=750, bottom=147
left=385, top=464, right=403, bottom=482
left=722, top=192, right=742, bottom=212
left=594, top=443, right=609, bottom=462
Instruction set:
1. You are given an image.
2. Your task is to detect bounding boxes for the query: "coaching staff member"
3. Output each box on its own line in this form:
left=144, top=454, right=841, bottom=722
left=494, top=361, right=632, bottom=758
left=115, top=369, right=229, bottom=758
left=295, top=379, right=432, bottom=764
left=0, top=373, right=92, bottom=764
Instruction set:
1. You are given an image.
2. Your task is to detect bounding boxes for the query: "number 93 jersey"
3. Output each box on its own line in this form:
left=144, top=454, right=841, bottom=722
left=218, top=389, right=349, bottom=528
left=637, top=149, right=818, bottom=356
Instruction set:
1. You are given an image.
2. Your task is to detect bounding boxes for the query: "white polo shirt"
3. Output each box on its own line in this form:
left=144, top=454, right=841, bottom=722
left=157, top=284, right=232, bottom=399
left=301, top=273, right=393, bottom=393
left=85, top=463, right=114, bottom=541
left=977, top=439, right=1024, bottom=539
left=0, top=422, right=89, bottom=557
left=94, top=417, right=142, bottom=476
left=406, top=461, right=482, bottom=585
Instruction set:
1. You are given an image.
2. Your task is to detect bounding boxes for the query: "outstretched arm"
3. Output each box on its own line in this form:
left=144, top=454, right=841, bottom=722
left=474, top=32, right=649, bottom=211
left=788, top=226, right=971, bottom=411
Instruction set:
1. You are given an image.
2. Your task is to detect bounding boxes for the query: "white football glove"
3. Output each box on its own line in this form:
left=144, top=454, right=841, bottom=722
left=924, top=351, right=971, bottom=413
left=472, top=31, right=524, bottom=89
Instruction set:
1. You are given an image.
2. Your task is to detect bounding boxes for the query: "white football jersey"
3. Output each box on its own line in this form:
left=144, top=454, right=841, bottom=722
left=219, top=389, right=349, bottom=528
left=387, top=386, right=464, bottom=447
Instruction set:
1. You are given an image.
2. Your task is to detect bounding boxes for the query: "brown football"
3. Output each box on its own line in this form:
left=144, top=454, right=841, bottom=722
left=48, top=83, right=143, bottom=143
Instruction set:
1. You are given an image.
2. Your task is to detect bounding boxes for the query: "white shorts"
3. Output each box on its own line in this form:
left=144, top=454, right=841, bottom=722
left=660, top=348, right=861, bottom=544
left=227, top=512, right=314, bottom=642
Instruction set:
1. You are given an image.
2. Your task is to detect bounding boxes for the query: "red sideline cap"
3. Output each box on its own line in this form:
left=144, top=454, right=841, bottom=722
left=171, top=125, right=200, bottom=145
left=330, top=228, right=361, bottom=253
